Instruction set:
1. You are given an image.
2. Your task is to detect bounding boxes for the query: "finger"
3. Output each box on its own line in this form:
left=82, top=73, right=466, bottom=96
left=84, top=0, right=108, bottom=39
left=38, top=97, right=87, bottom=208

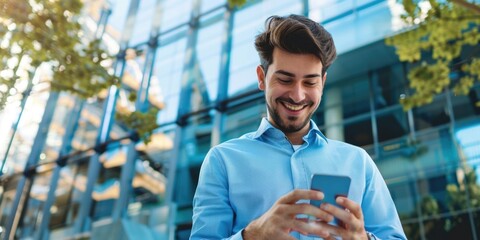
left=279, top=234, right=298, bottom=240
left=313, top=220, right=348, bottom=238
left=320, top=203, right=358, bottom=229
left=277, top=189, right=324, bottom=204
left=286, top=203, right=333, bottom=222
left=324, top=235, right=337, bottom=240
left=336, top=197, right=363, bottom=220
left=290, top=218, right=330, bottom=238
left=335, top=197, right=363, bottom=221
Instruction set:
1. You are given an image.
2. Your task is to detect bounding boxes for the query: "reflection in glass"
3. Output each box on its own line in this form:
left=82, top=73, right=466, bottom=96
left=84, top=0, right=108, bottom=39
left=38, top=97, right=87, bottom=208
left=413, top=94, right=450, bottom=131
left=376, top=107, right=409, bottom=142
left=424, top=213, right=474, bottom=239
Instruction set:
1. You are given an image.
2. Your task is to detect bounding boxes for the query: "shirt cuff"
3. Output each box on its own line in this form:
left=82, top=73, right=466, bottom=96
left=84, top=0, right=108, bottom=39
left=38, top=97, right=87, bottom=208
left=230, top=229, right=245, bottom=240
left=367, top=231, right=378, bottom=240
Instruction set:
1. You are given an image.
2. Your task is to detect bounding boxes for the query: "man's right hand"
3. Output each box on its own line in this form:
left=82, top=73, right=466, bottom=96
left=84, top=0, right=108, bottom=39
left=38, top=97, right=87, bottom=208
left=242, top=189, right=334, bottom=240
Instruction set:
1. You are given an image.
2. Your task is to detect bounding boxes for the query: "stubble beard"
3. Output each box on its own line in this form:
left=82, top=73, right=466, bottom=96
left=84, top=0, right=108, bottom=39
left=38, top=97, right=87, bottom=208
left=266, top=101, right=313, bottom=134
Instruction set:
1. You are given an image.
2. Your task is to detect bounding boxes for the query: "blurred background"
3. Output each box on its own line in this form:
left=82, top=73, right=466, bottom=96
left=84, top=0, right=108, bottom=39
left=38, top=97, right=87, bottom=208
left=0, top=0, right=479, bottom=239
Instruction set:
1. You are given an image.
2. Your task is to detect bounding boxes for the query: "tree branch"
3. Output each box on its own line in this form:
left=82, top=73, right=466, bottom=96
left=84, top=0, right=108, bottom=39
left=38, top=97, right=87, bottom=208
left=451, top=0, right=480, bottom=14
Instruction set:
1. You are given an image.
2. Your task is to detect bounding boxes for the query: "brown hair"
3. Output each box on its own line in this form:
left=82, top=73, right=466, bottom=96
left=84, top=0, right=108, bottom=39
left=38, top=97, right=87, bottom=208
left=254, top=14, right=337, bottom=76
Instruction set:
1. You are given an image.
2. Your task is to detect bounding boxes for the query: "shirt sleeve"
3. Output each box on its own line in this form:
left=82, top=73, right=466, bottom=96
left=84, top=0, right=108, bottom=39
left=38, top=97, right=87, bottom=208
left=361, top=150, right=407, bottom=239
left=190, top=148, right=241, bottom=240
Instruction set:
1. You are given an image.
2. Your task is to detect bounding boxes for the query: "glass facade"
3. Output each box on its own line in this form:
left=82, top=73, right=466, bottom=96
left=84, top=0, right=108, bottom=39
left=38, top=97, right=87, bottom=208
left=0, top=0, right=479, bottom=239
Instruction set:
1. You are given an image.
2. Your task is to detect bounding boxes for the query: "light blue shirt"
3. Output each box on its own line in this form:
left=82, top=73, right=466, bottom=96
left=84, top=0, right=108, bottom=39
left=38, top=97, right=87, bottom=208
left=191, top=118, right=406, bottom=239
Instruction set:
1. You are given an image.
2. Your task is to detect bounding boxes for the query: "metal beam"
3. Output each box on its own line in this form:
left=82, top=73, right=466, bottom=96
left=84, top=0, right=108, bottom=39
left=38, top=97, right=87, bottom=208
left=4, top=91, right=60, bottom=240
left=211, top=7, right=233, bottom=146
left=73, top=0, right=141, bottom=233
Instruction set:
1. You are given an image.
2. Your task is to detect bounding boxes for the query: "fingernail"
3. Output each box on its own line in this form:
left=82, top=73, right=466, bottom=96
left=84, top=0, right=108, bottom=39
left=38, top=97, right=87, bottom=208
left=317, top=192, right=324, bottom=199
left=321, top=203, right=328, bottom=210
left=336, top=197, right=344, bottom=204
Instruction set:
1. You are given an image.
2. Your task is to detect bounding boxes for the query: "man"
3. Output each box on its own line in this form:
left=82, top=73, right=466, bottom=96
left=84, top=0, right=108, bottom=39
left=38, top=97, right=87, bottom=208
left=190, top=14, right=406, bottom=240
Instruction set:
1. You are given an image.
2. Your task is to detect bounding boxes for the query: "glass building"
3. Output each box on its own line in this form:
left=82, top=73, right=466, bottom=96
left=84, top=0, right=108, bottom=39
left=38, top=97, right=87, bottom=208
left=0, top=0, right=479, bottom=239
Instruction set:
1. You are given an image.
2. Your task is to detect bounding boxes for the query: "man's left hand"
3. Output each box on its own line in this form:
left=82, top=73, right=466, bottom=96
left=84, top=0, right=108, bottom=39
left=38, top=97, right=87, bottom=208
left=316, top=196, right=369, bottom=240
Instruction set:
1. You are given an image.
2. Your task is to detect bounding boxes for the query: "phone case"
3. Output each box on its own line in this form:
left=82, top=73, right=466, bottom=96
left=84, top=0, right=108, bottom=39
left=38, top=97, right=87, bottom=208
left=310, top=174, right=351, bottom=209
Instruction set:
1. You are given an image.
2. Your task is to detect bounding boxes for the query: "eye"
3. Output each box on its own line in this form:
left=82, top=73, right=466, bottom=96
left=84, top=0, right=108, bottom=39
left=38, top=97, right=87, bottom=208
left=278, top=78, right=292, bottom=84
left=304, top=81, right=317, bottom=86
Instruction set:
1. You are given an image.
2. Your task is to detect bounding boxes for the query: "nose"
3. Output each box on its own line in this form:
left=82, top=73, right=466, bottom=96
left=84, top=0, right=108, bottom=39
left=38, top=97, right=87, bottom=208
left=289, top=82, right=306, bottom=103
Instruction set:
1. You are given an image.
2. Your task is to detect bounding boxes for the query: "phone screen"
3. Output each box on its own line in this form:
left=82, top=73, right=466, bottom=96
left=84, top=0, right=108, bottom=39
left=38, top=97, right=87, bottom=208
left=310, top=174, right=351, bottom=211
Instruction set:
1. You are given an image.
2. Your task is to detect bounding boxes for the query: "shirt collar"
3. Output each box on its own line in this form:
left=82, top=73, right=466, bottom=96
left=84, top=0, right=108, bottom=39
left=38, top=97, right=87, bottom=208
left=254, top=118, right=328, bottom=143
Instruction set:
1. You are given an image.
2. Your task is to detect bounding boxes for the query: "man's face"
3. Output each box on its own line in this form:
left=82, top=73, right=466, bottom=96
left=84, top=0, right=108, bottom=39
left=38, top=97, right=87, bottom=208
left=257, top=48, right=326, bottom=135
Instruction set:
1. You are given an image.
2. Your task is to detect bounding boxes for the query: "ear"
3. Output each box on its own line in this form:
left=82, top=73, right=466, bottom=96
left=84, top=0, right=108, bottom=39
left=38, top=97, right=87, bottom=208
left=322, top=72, right=327, bottom=87
left=256, top=65, right=266, bottom=91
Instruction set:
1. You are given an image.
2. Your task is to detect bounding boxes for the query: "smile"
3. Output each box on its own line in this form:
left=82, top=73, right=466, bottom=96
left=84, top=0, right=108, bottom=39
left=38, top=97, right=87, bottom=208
left=281, top=101, right=307, bottom=111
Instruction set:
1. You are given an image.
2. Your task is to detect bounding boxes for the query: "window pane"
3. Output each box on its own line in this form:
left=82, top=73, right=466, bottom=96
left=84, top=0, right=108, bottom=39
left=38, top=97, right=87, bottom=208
left=344, top=117, right=373, bottom=147
left=200, top=0, right=225, bottom=14
left=106, top=0, right=131, bottom=42
left=413, top=94, right=451, bottom=132
left=376, top=107, right=409, bottom=142
left=340, top=75, right=370, bottom=119
left=374, top=64, right=407, bottom=109
left=174, top=111, right=213, bottom=208
left=154, top=38, right=187, bottom=124
left=424, top=213, right=474, bottom=239
left=159, top=0, right=192, bottom=32
left=222, top=98, right=266, bottom=142
left=196, top=16, right=225, bottom=103
left=388, top=179, right=418, bottom=219
left=451, top=84, right=480, bottom=121
left=129, top=0, right=156, bottom=46
left=228, top=0, right=302, bottom=96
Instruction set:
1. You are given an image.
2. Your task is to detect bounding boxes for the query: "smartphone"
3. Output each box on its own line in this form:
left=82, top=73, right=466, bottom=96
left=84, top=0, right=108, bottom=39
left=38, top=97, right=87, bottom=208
left=310, top=174, right=351, bottom=222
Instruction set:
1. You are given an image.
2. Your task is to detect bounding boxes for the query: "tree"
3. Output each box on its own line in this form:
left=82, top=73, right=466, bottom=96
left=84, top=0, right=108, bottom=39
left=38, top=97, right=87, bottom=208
left=0, top=0, right=116, bottom=106
left=227, top=0, right=248, bottom=9
left=0, top=0, right=158, bottom=143
left=386, top=0, right=480, bottom=110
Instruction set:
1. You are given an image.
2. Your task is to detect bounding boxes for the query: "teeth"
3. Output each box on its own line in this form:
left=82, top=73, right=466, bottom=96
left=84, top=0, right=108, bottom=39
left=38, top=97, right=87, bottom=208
left=283, top=102, right=304, bottom=111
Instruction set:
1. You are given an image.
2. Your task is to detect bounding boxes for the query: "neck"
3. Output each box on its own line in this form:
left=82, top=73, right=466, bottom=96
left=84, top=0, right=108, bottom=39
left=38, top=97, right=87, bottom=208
left=285, top=131, right=306, bottom=145
left=283, top=121, right=311, bottom=145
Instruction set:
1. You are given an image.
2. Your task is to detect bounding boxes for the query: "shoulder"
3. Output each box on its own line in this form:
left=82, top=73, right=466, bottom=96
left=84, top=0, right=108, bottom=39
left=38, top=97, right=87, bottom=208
left=211, top=131, right=258, bottom=151
left=325, top=138, right=369, bottom=155
left=320, top=138, right=374, bottom=171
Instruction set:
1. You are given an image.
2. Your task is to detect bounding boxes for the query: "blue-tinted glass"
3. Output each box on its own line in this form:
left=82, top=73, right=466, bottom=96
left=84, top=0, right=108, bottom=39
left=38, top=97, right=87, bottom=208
left=20, top=171, right=54, bottom=237
left=340, top=75, right=370, bottom=119
left=376, top=107, right=409, bottom=142
left=129, top=0, right=156, bottom=46
left=424, top=213, right=474, bottom=239
left=118, top=48, right=147, bottom=112
left=200, top=0, right=225, bottom=14
left=413, top=94, right=450, bottom=131
left=2, top=86, right=50, bottom=174
left=154, top=39, right=187, bottom=124
left=315, top=0, right=355, bottom=22
left=374, top=64, right=407, bottom=109
left=455, top=123, right=480, bottom=184
left=322, top=0, right=395, bottom=54
left=196, top=18, right=224, bottom=102
left=228, top=0, right=302, bottom=96
left=159, top=0, right=192, bottom=32
left=344, top=116, right=373, bottom=147
left=387, top=180, right=418, bottom=219
left=381, top=126, right=458, bottom=174
left=451, top=84, right=480, bottom=121
left=223, top=99, right=266, bottom=142
left=106, top=0, right=131, bottom=42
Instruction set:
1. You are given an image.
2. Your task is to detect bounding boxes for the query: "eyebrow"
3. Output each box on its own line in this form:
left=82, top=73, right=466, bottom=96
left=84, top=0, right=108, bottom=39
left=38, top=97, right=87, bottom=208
left=274, top=70, right=322, bottom=79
